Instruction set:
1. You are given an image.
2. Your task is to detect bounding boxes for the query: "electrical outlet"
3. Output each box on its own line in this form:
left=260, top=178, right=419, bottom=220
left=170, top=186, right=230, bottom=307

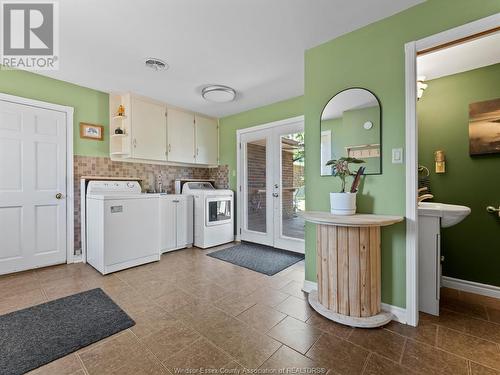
left=392, top=148, right=403, bottom=164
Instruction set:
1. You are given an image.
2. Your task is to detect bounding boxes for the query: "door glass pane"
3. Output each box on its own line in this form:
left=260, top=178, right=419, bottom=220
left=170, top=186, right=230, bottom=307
left=281, top=132, right=305, bottom=239
left=246, top=139, right=266, bottom=233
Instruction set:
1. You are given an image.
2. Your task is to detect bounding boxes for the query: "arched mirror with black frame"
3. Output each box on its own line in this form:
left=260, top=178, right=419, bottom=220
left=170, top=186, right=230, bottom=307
left=320, top=88, right=382, bottom=176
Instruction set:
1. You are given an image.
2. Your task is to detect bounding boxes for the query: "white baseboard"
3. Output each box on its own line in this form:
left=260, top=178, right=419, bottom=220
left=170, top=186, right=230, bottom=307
left=302, top=280, right=407, bottom=324
left=442, top=276, right=500, bottom=300
left=71, top=251, right=84, bottom=263
left=381, top=303, right=407, bottom=324
left=302, top=280, right=318, bottom=294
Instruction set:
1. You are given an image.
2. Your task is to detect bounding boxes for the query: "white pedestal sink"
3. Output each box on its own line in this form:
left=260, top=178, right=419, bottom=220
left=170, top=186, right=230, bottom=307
left=418, top=202, right=471, bottom=228
left=418, top=202, right=471, bottom=315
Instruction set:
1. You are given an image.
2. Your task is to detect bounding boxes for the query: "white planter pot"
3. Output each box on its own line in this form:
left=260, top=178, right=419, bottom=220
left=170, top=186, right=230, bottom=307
left=330, top=192, right=357, bottom=216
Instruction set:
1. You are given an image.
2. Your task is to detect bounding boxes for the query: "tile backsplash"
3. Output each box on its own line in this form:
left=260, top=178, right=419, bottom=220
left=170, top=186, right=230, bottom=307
left=73, top=155, right=230, bottom=252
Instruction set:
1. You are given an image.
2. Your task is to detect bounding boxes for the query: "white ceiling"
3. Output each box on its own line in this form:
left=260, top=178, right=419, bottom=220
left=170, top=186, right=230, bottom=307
left=321, top=89, right=378, bottom=120
left=39, top=0, right=422, bottom=118
left=417, top=31, right=500, bottom=81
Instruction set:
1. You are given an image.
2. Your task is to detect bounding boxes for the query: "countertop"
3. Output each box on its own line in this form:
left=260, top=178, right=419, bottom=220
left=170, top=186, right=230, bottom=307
left=302, top=211, right=404, bottom=227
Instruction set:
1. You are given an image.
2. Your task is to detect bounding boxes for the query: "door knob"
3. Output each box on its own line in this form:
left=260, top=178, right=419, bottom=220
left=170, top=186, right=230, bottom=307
left=272, top=193, right=279, bottom=198
left=55, top=193, right=63, bottom=199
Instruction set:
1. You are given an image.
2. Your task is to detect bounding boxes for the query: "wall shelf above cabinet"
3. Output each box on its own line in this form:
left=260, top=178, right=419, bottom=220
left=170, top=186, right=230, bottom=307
left=109, top=94, right=132, bottom=158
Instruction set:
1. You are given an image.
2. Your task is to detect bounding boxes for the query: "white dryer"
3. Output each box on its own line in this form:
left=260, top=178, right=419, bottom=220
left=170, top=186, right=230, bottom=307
left=86, top=180, right=160, bottom=274
left=181, top=181, right=234, bottom=248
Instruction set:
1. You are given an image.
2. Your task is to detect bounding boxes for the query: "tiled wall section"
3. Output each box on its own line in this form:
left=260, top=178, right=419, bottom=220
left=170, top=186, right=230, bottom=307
left=73, top=155, right=230, bottom=251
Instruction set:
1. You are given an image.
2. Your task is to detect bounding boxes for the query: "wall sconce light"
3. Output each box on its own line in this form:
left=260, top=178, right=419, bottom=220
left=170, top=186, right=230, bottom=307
left=435, top=150, right=445, bottom=173
left=417, top=76, right=428, bottom=100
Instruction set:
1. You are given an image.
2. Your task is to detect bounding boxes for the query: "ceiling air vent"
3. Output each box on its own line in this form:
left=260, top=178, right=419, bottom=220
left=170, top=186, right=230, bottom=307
left=145, top=58, right=168, bottom=71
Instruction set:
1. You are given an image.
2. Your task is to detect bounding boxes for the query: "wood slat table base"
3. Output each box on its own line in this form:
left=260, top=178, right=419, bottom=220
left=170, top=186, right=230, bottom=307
left=304, top=211, right=403, bottom=328
left=308, top=291, right=392, bottom=328
left=314, top=224, right=390, bottom=327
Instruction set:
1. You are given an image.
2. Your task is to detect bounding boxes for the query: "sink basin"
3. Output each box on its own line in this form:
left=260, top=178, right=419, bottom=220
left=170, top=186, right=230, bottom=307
left=418, top=202, right=471, bottom=228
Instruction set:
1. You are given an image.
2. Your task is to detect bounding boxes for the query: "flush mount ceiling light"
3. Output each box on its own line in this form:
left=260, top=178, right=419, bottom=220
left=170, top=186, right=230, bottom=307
left=201, top=85, right=236, bottom=103
left=145, top=58, right=168, bottom=71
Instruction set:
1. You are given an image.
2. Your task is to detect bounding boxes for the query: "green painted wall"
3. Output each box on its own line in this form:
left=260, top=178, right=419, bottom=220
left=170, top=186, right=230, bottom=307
left=219, top=96, right=304, bottom=189
left=322, top=105, right=381, bottom=174
left=218, top=0, right=500, bottom=308
left=0, top=69, right=109, bottom=156
left=418, top=63, right=500, bottom=287
left=305, top=0, right=500, bottom=307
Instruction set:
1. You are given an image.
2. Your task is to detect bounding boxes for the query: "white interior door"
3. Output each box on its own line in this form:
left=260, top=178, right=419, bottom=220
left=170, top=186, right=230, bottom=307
left=0, top=100, right=67, bottom=274
left=239, top=119, right=305, bottom=253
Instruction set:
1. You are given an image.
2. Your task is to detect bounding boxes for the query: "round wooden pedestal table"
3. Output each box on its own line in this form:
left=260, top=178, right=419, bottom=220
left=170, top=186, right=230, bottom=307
left=303, top=211, right=404, bottom=328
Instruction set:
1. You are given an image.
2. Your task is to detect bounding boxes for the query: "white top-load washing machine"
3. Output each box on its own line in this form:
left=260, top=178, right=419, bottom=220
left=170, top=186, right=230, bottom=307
left=181, top=181, right=234, bottom=248
left=86, top=180, right=160, bottom=274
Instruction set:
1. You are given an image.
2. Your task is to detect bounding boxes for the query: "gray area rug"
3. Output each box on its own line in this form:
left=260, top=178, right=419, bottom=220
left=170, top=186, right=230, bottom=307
left=208, top=242, right=304, bottom=276
left=0, top=288, right=135, bottom=375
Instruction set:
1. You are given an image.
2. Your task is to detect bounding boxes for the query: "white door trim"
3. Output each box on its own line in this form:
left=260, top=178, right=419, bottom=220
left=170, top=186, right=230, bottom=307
left=404, top=40, right=419, bottom=327
left=236, top=115, right=305, bottom=244
left=404, top=13, right=500, bottom=327
left=0, top=92, right=75, bottom=264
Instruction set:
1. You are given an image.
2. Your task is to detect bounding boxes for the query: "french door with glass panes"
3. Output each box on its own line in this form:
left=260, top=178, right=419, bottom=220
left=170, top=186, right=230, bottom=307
left=239, top=120, right=305, bottom=253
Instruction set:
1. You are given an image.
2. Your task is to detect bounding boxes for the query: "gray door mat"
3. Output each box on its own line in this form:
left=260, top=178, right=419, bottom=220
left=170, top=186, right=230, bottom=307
left=0, top=288, right=135, bottom=375
left=208, top=242, right=304, bottom=276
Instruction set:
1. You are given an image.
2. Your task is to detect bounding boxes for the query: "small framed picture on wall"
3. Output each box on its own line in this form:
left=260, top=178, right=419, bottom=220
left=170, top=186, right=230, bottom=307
left=80, top=122, right=104, bottom=141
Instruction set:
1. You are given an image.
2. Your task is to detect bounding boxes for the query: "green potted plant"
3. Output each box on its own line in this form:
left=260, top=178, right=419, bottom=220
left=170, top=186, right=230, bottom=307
left=326, top=157, right=365, bottom=215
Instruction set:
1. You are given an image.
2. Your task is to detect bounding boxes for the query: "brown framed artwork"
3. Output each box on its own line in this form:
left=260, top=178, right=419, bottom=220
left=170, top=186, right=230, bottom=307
left=469, top=98, right=500, bottom=156
left=80, top=122, right=104, bottom=141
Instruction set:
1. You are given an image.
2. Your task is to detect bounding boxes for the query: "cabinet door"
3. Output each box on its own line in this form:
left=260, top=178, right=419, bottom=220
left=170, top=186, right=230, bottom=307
left=167, top=108, right=195, bottom=163
left=160, top=197, right=176, bottom=252
left=418, top=216, right=441, bottom=316
left=176, top=196, right=193, bottom=247
left=195, top=115, right=218, bottom=165
left=131, top=96, right=167, bottom=161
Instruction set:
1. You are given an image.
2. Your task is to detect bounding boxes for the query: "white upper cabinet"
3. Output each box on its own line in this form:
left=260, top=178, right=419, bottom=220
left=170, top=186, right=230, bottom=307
left=131, top=96, right=167, bottom=161
left=109, top=93, right=218, bottom=166
left=195, top=115, right=218, bottom=165
left=167, top=108, right=195, bottom=164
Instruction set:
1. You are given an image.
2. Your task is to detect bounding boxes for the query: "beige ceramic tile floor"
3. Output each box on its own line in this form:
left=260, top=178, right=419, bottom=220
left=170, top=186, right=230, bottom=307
left=1, top=243, right=500, bottom=375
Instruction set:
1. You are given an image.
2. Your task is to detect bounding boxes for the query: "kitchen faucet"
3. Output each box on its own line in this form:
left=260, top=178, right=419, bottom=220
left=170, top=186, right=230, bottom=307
left=156, top=173, right=164, bottom=193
